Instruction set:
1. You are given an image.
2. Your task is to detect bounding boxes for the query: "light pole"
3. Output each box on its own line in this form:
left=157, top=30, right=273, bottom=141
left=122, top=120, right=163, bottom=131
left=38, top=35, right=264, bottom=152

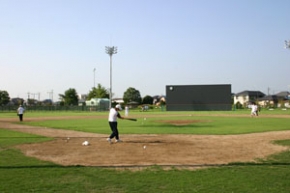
left=105, top=46, right=118, bottom=109
left=93, top=68, right=96, bottom=88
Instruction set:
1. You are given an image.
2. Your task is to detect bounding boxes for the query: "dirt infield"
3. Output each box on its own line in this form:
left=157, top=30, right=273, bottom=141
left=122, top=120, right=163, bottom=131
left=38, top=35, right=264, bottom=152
left=1, top=115, right=290, bottom=169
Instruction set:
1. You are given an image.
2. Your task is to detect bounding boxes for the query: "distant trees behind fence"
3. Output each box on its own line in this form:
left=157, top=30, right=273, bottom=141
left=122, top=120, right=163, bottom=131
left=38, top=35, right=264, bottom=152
left=0, top=105, right=108, bottom=112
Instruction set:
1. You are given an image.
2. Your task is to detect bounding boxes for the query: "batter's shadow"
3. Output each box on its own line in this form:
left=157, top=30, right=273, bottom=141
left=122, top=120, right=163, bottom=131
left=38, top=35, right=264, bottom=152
left=124, top=140, right=164, bottom=144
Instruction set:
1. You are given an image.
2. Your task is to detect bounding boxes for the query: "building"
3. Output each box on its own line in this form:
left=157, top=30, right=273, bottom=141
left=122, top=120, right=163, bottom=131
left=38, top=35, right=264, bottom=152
left=257, top=91, right=290, bottom=108
left=234, top=90, right=265, bottom=107
left=85, top=98, right=109, bottom=111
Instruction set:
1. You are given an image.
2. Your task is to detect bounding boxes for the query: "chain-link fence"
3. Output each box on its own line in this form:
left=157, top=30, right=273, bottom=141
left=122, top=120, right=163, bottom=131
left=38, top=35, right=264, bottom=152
left=0, top=105, right=109, bottom=112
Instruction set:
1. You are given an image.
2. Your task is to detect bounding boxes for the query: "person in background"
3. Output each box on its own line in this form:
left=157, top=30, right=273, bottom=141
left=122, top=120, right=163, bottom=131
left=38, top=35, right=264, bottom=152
left=17, top=105, right=25, bottom=121
left=250, top=102, right=258, bottom=117
left=125, top=106, right=129, bottom=117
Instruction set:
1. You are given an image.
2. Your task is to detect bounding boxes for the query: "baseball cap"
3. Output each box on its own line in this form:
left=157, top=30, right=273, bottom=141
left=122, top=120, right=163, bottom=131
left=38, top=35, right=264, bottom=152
left=115, top=104, right=122, bottom=110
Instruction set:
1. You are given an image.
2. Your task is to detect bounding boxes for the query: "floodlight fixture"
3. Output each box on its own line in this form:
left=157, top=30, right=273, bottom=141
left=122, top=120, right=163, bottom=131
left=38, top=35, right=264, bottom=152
left=285, top=40, right=290, bottom=49
left=106, top=46, right=118, bottom=55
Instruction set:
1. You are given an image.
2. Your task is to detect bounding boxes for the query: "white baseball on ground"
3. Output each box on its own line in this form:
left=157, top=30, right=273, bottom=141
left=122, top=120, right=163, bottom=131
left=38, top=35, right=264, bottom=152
left=82, top=141, right=89, bottom=146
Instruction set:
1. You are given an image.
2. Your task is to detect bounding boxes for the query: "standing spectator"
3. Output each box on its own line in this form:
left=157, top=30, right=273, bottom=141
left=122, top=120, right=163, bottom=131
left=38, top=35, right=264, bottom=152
left=125, top=106, right=129, bottom=117
left=17, top=105, right=25, bottom=121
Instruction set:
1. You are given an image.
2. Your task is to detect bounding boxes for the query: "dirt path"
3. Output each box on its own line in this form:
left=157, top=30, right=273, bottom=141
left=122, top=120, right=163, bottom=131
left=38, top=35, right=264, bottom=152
left=1, top=115, right=290, bottom=168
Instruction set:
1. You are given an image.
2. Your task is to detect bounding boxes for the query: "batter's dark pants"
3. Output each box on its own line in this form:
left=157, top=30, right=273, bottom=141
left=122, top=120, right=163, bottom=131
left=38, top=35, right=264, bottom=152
left=18, top=114, right=23, bottom=121
left=109, top=122, right=119, bottom=140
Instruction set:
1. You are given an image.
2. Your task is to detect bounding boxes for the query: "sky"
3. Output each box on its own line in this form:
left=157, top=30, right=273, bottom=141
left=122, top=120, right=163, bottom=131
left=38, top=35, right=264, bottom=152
left=1, top=0, right=289, bottom=101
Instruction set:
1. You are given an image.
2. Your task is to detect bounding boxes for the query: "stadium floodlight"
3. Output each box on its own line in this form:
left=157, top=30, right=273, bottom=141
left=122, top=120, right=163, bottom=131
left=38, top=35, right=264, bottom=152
left=105, top=46, right=118, bottom=109
left=285, top=40, right=290, bottom=49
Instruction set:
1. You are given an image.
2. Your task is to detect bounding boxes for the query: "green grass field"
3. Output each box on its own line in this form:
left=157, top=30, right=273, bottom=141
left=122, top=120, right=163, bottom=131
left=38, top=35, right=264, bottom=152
left=1, top=110, right=290, bottom=192
left=17, top=110, right=290, bottom=135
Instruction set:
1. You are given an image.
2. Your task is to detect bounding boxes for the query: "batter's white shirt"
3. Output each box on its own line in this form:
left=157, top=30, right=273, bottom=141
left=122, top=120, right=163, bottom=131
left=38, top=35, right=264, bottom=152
left=251, top=105, right=257, bottom=113
left=108, top=108, right=119, bottom=122
left=17, top=107, right=25, bottom=114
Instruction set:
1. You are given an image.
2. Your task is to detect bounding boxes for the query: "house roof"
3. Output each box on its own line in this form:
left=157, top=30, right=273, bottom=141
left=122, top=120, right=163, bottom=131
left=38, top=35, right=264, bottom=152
left=257, top=95, right=278, bottom=101
left=235, top=90, right=265, bottom=97
left=112, top=98, right=124, bottom=103
left=152, top=95, right=166, bottom=99
left=257, top=91, right=290, bottom=101
left=275, top=91, right=290, bottom=97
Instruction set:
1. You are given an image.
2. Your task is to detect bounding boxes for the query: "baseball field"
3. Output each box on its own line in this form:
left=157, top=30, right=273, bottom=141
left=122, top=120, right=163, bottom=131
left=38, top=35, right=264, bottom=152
left=1, top=110, right=290, bottom=192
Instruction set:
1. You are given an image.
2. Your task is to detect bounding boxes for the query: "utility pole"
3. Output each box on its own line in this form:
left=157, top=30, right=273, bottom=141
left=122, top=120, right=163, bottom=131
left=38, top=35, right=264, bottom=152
left=27, top=92, right=30, bottom=105
left=105, top=46, right=118, bottom=109
left=31, top=93, right=35, bottom=99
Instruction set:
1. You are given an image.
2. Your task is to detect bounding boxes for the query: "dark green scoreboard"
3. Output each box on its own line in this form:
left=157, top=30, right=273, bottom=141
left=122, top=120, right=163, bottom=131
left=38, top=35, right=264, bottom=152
left=166, top=84, right=232, bottom=111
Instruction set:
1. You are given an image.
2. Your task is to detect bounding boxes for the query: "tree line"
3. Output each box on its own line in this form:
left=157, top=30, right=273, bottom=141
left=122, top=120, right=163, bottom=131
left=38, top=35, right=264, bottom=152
left=0, top=84, right=159, bottom=106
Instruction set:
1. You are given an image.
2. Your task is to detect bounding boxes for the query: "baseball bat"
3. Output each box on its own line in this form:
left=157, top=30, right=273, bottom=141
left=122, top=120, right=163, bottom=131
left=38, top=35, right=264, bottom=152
left=123, top=117, right=137, bottom=121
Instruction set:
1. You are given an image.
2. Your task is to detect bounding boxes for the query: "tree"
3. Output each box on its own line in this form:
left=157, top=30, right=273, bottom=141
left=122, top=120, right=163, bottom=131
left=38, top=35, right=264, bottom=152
left=0, top=90, right=10, bottom=105
left=142, top=95, right=153, bottom=104
left=235, top=101, right=243, bottom=109
left=123, top=87, right=142, bottom=104
left=59, top=88, right=78, bottom=106
left=11, top=98, right=24, bottom=106
left=87, top=84, right=109, bottom=100
left=42, top=99, right=53, bottom=106
left=27, top=98, right=38, bottom=106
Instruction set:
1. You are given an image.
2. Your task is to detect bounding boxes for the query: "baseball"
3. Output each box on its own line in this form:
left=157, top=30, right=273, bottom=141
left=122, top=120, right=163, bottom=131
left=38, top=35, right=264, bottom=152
left=82, top=141, right=89, bottom=146
left=143, top=145, right=146, bottom=149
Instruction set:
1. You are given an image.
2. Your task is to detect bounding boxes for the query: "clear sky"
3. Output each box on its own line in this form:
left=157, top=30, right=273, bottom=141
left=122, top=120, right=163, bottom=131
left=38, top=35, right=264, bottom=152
left=1, top=0, right=289, bottom=101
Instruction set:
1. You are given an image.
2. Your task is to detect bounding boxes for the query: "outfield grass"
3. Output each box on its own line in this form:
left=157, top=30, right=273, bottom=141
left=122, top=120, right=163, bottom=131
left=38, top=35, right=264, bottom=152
left=20, top=111, right=290, bottom=135
left=1, top=110, right=290, bottom=192
left=1, top=107, right=290, bottom=118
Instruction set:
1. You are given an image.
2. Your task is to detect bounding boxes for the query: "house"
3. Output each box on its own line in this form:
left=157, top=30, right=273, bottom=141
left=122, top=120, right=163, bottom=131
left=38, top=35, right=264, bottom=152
left=275, top=91, right=290, bottom=100
left=78, top=94, right=88, bottom=106
left=257, top=95, right=278, bottom=107
left=152, top=95, right=166, bottom=106
left=257, top=91, right=290, bottom=108
left=112, top=98, right=124, bottom=104
left=85, top=98, right=109, bottom=111
left=234, top=90, right=265, bottom=107
left=78, top=94, right=87, bottom=101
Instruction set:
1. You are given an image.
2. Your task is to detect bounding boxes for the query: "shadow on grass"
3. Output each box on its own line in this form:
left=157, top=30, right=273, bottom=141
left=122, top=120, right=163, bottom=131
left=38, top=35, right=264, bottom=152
left=142, top=123, right=213, bottom=128
left=2, top=162, right=290, bottom=170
